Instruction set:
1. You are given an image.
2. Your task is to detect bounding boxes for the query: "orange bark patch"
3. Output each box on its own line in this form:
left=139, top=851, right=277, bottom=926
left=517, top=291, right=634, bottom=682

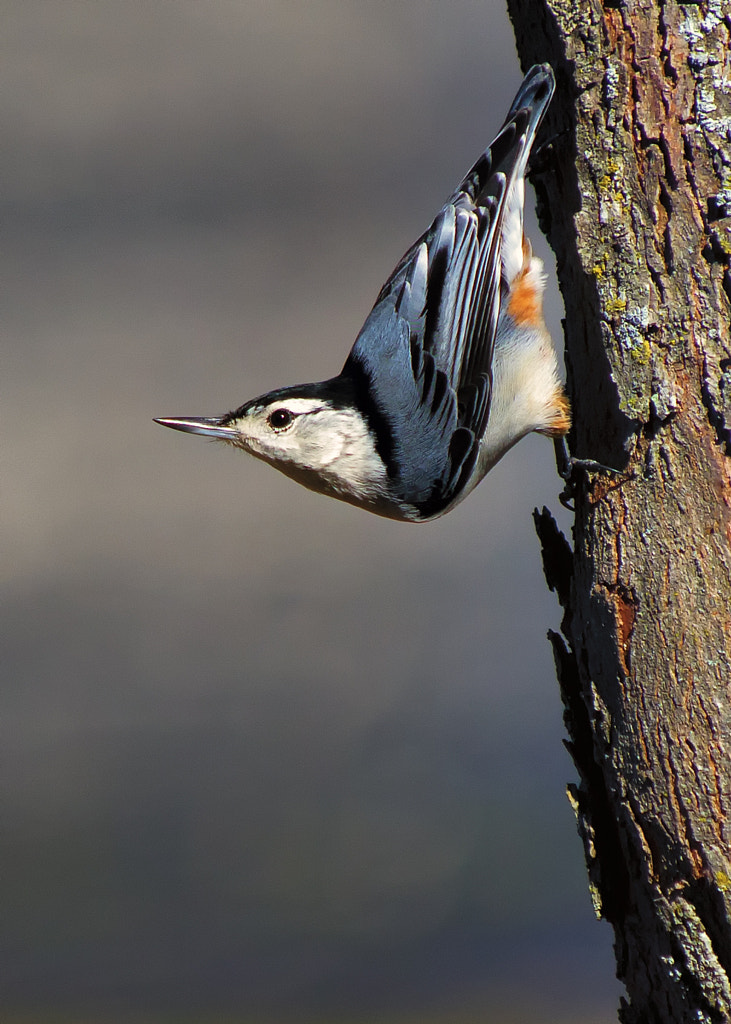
left=610, top=584, right=637, bottom=678
left=507, top=267, right=543, bottom=326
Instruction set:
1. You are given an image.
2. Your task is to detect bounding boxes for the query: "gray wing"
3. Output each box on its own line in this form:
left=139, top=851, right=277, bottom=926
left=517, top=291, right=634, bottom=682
left=343, top=65, right=554, bottom=518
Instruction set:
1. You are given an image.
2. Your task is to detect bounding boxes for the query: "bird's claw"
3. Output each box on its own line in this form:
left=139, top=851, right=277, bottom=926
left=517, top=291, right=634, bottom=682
left=528, top=128, right=570, bottom=177
left=554, top=437, right=621, bottom=510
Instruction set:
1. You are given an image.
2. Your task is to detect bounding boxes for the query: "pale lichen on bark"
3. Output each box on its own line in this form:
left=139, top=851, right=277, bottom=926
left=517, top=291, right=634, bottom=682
left=512, top=0, right=731, bottom=1020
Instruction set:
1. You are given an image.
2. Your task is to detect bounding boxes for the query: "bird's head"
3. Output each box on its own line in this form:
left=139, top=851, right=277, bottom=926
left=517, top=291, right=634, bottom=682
left=155, top=379, right=389, bottom=507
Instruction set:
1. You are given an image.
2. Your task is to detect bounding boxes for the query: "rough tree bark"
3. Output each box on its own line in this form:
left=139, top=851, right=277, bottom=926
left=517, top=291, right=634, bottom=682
left=505, top=1, right=731, bottom=1020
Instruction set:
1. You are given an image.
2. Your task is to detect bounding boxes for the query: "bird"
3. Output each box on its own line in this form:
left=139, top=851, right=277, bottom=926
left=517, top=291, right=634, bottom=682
left=155, top=63, right=569, bottom=523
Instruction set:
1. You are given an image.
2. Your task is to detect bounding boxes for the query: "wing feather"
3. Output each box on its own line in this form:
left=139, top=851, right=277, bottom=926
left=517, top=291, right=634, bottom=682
left=344, top=64, right=555, bottom=517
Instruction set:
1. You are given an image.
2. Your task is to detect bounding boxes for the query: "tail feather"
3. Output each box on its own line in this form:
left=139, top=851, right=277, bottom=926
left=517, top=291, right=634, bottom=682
left=448, top=64, right=555, bottom=211
left=446, top=65, right=555, bottom=293
left=498, top=66, right=555, bottom=288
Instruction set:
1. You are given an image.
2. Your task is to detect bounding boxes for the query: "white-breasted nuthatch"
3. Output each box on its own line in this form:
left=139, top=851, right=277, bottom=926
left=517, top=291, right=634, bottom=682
left=156, top=64, right=569, bottom=522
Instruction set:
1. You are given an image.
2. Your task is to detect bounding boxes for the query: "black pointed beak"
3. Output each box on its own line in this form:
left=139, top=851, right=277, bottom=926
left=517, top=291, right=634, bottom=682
left=153, top=416, right=240, bottom=440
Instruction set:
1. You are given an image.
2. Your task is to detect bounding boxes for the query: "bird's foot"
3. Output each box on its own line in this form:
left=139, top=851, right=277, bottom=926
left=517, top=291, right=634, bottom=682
left=554, top=437, right=622, bottom=510
left=528, top=128, right=571, bottom=177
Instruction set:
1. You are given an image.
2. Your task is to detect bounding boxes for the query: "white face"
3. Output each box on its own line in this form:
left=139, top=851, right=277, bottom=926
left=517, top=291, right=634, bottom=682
left=223, top=396, right=387, bottom=503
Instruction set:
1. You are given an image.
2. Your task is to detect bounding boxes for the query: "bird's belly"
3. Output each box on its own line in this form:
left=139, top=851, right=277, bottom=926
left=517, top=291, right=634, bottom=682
left=477, top=317, right=567, bottom=476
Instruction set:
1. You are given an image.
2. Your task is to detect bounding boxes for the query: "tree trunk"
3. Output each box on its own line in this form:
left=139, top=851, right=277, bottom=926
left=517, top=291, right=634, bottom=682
left=506, top=1, right=731, bottom=1020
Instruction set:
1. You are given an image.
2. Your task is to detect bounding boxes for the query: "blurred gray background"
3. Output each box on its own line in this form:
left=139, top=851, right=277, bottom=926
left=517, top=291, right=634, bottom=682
left=3, top=3, right=618, bottom=1022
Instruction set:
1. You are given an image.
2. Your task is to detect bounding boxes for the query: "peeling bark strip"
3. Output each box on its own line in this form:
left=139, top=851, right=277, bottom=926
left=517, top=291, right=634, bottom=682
left=509, top=1, right=731, bottom=1021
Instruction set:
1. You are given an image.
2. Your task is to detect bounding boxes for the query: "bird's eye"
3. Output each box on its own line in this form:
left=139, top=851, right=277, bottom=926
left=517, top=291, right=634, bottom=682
left=267, top=408, right=293, bottom=430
